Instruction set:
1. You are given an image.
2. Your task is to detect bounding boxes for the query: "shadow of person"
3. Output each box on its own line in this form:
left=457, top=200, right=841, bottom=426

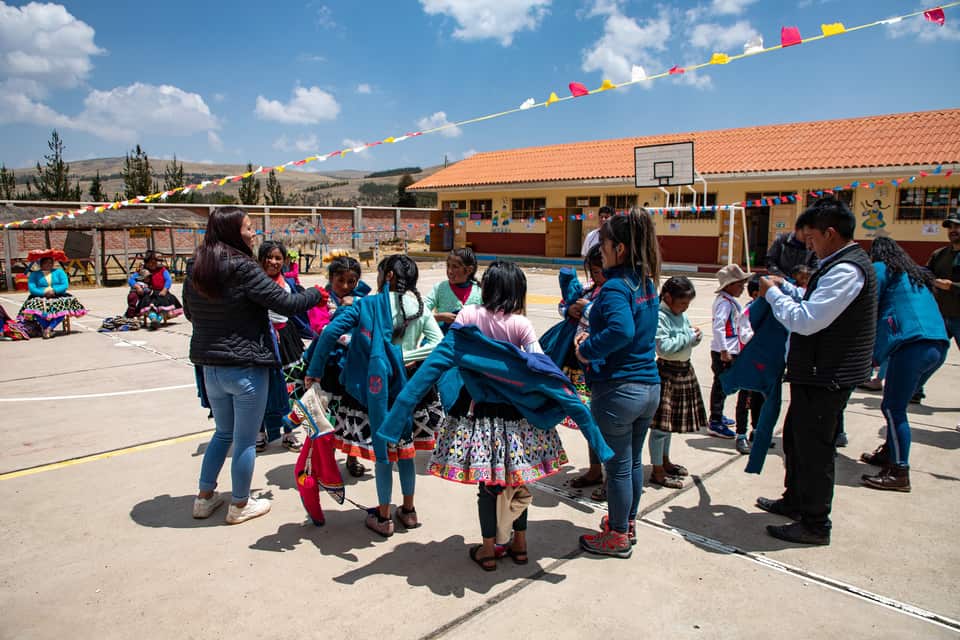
left=331, top=519, right=590, bottom=597
left=264, top=463, right=297, bottom=491
left=909, top=425, right=960, bottom=451
left=249, top=509, right=378, bottom=562
left=657, top=478, right=796, bottom=553
left=529, top=467, right=602, bottom=512
left=683, top=435, right=749, bottom=457
left=129, top=490, right=274, bottom=529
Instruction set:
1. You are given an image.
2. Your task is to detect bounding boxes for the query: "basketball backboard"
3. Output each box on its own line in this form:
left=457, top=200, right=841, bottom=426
left=635, top=141, right=694, bottom=188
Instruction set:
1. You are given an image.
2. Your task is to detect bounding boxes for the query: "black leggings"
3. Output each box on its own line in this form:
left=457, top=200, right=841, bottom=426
left=477, top=483, right=528, bottom=540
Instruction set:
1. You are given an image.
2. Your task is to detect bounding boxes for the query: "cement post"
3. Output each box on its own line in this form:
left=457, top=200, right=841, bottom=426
left=3, top=229, right=15, bottom=291
left=353, top=207, right=362, bottom=251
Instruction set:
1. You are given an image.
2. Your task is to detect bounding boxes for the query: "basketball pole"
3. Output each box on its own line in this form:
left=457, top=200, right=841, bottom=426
left=740, top=205, right=751, bottom=273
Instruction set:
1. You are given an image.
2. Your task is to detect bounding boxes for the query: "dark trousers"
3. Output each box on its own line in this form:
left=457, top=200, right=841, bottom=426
left=709, top=351, right=749, bottom=433
left=782, top=383, right=853, bottom=533
left=477, top=483, right=528, bottom=540
left=748, top=391, right=765, bottom=431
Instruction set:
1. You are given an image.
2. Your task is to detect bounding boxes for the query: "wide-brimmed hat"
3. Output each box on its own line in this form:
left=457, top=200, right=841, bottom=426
left=26, top=249, right=68, bottom=263
left=715, top=264, right=751, bottom=293
left=943, top=212, right=960, bottom=228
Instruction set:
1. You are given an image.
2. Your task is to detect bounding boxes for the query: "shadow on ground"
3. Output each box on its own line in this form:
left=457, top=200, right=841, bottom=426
left=129, top=490, right=274, bottom=529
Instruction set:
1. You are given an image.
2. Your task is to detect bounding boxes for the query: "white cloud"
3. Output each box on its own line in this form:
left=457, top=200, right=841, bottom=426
left=710, top=0, right=759, bottom=15
left=314, top=4, right=337, bottom=29
left=581, top=6, right=671, bottom=83
left=420, top=0, right=551, bottom=46
left=417, top=111, right=462, bottom=137
left=297, top=53, right=326, bottom=63
left=0, top=1, right=104, bottom=96
left=212, top=92, right=225, bottom=102
left=356, top=83, right=372, bottom=94
left=462, top=149, right=478, bottom=159
left=886, top=12, right=960, bottom=42
left=690, top=20, right=759, bottom=50
left=255, top=86, right=340, bottom=124
left=273, top=134, right=320, bottom=153
left=207, top=131, right=223, bottom=151
left=673, top=70, right=713, bottom=91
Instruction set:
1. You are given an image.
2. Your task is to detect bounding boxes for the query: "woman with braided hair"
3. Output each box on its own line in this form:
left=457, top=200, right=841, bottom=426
left=305, top=254, right=444, bottom=536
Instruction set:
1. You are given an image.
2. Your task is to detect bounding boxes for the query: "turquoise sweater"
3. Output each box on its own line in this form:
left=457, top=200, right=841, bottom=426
left=655, top=302, right=702, bottom=361
left=28, top=269, right=69, bottom=297
left=873, top=262, right=949, bottom=363
left=425, top=280, right=482, bottom=314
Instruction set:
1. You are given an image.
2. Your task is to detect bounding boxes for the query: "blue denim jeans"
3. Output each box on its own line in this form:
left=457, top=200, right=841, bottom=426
left=590, top=381, right=661, bottom=533
left=199, top=365, right=270, bottom=502
left=882, top=340, right=948, bottom=467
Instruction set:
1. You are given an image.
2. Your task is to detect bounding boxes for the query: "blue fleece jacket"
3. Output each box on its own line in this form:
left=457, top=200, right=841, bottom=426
left=377, top=324, right=615, bottom=464
left=539, top=267, right=585, bottom=367
left=28, top=269, right=69, bottom=297
left=719, top=297, right=788, bottom=474
left=578, top=268, right=659, bottom=385
left=873, top=262, right=949, bottom=363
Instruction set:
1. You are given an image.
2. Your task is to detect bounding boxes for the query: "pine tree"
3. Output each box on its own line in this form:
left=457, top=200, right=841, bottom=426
left=163, top=155, right=185, bottom=203
left=265, top=169, right=285, bottom=205
left=122, top=144, right=154, bottom=199
left=88, top=171, right=106, bottom=202
left=32, top=130, right=76, bottom=200
left=0, top=165, right=16, bottom=200
left=238, top=162, right=261, bottom=205
left=395, top=173, right=418, bottom=207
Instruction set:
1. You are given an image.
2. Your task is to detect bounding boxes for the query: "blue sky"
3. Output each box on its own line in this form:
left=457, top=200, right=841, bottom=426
left=1, top=0, right=958, bottom=172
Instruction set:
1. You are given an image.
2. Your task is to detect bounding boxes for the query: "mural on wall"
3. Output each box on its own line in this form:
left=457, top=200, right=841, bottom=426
left=860, top=198, right=889, bottom=236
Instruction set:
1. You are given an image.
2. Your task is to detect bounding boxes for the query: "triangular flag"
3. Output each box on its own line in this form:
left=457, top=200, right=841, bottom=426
left=383, top=136, right=396, bottom=143
left=710, top=52, right=730, bottom=64
left=924, top=7, right=945, bottom=26
left=821, top=22, right=846, bottom=36
left=668, top=65, right=685, bottom=75
left=519, top=98, right=535, bottom=110
left=545, top=92, right=559, bottom=106
left=598, top=79, right=616, bottom=91
left=744, top=36, right=764, bottom=55
left=880, top=17, right=903, bottom=25
left=569, top=82, right=589, bottom=97
left=631, top=65, right=647, bottom=82
left=781, top=26, right=802, bottom=47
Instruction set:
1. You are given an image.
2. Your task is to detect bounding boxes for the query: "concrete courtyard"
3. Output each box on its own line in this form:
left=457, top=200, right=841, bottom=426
left=1, top=263, right=958, bottom=639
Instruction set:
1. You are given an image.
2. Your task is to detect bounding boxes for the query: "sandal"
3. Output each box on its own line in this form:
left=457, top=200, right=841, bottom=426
left=663, top=463, right=688, bottom=477
left=649, top=474, right=684, bottom=489
left=506, top=546, right=529, bottom=565
left=590, top=485, right=607, bottom=502
left=469, top=545, right=497, bottom=572
left=346, top=457, right=367, bottom=478
left=570, top=473, right=603, bottom=489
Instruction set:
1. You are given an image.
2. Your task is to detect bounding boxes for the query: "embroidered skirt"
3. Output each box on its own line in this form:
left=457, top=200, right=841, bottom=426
left=18, top=293, right=87, bottom=322
left=560, top=366, right=591, bottom=430
left=429, top=400, right=568, bottom=487
left=276, top=322, right=305, bottom=367
left=137, top=290, right=183, bottom=318
left=651, top=358, right=707, bottom=433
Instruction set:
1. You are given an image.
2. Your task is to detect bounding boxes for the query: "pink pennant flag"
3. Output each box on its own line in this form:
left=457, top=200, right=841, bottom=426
left=924, top=7, right=945, bottom=26
left=568, top=82, right=589, bottom=97
left=668, top=65, right=685, bottom=75
left=780, top=26, right=802, bottom=47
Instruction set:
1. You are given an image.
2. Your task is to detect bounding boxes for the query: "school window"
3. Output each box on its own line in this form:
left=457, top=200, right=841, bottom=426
left=605, top=194, right=637, bottom=211
left=896, top=187, right=959, bottom=221
left=469, top=199, right=493, bottom=220
left=565, top=196, right=602, bottom=208
left=803, top=189, right=855, bottom=208
left=441, top=200, right=466, bottom=212
left=511, top=197, right=546, bottom=220
left=671, top=192, right=718, bottom=219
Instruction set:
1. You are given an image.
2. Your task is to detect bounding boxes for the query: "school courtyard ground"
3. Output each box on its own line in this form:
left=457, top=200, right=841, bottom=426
left=1, top=264, right=958, bottom=639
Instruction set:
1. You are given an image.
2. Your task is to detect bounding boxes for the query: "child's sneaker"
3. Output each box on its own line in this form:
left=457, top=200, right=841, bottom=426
left=192, top=492, right=224, bottom=519
left=708, top=421, right=736, bottom=439
left=736, top=436, right=751, bottom=455
left=282, top=432, right=302, bottom=452
left=365, top=508, right=395, bottom=537
left=225, top=497, right=271, bottom=524
left=580, top=528, right=632, bottom=558
left=721, top=416, right=736, bottom=426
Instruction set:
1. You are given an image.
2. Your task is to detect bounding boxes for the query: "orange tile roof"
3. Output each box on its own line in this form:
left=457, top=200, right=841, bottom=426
left=410, top=109, right=960, bottom=190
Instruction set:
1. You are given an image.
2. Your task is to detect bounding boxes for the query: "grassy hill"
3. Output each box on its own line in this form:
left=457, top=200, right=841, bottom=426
left=8, top=158, right=445, bottom=207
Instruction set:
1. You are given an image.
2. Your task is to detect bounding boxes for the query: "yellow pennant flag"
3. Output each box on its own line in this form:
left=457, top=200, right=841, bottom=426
left=545, top=92, right=559, bottom=107
left=598, top=79, right=616, bottom=91
left=821, top=22, right=846, bottom=36
left=710, top=52, right=730, bottom=65
left=383, top=136, right=396, bottom=143
left=276, top=166, right=286, bottom=173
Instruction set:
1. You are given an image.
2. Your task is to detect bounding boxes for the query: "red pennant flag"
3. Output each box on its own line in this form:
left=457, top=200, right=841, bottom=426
left=569, top=82, right=589, bottom=97
left=780, top=26, right=802, bottom=47
left=920, top=170, right=929, bottom=177
left=668, top=65, right=685, bottom=75
left=924, top=7, right=945, bottom=26
left=946, top=170, right=954, bottom=177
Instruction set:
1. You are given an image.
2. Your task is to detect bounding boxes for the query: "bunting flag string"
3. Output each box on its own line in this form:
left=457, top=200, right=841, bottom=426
left=3, top=2, right=958, bottom=229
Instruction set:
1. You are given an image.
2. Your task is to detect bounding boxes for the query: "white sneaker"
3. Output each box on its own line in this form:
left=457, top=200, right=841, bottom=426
left=192, top=493, right=224, bottom=519
left=226, top=497, right=271, bottom=524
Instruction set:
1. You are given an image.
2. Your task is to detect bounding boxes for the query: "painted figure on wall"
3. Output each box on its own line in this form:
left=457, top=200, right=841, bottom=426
left=861, top=199, right=889, bottom=232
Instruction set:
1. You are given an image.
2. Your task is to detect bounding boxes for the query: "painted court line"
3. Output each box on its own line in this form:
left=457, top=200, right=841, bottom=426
left=0, top=383, right=196, bottom=402
left=0, top=430, right=212, bottom=481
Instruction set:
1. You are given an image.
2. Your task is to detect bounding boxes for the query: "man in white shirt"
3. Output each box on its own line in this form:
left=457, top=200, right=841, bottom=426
left=755, top=197, right=877, bottom=546
left=581, top=206, right=614, bottom=256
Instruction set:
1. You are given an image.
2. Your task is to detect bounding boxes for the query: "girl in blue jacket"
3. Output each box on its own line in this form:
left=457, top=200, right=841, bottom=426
left=860, top=237, right=948, bottom=492
left=575, top=208, right=661, bottom=558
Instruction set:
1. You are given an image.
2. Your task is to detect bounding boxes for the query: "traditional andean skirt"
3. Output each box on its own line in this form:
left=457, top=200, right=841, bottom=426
left=18, top=293, right=87, bottom=323
left=560, top=366, right=591, bottom=429
left=651, top=358, right=707, bottom=433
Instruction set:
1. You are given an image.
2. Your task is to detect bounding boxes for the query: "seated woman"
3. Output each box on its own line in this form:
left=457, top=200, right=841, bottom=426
left=127, top=251, right=184, bottom=328
left=18, top=249, right=87, bottom=339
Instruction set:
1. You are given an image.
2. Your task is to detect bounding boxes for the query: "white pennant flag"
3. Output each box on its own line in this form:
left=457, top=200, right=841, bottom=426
left=519, top=98, right=535, bottom=110
left=631, top=65, right=647, bottom=82
left=744, top=36, right=764, bottom=55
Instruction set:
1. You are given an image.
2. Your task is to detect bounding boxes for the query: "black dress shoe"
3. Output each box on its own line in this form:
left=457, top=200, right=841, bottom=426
left=766, top=522, right=830, bottom=545
left=756, top=496, right=801, bottom=520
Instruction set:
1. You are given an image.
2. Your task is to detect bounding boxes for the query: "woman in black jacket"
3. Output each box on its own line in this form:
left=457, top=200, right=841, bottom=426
left=185, top=207, right=322, bottom=525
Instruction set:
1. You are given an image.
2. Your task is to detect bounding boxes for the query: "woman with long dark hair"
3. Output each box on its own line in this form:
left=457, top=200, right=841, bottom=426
left=575, top=207, right=662, bottom=558
left=860, top=236, right=948, bottom=492
left=184, top=207, right=323, bottom=524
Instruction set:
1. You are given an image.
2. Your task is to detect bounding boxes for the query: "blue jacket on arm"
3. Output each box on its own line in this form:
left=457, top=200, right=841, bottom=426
left=377, top=324, right=614, bottom=464
left=720, top=297, right=788, bottom=473
left=578, top=268, right=659, bottom=385
left=873, top=262, right=948, bottom=363
left=539, top=267, right=584, bottom=367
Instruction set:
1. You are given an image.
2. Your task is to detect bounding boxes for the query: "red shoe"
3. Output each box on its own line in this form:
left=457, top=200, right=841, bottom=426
left=580, top=528, right=632, bottom=558
left=599, top=515, right=636, bottom=545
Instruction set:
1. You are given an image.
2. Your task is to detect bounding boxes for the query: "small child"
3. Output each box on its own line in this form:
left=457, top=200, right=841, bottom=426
left=708, top=264, right=751, bottom=454
left=791, top=264, right=812, bottom=289
left=309, top=256, right=364, bottom=335
left=425, top=248, right=482, bottom=332
left=649, top=276, right=706, bottom=488
left=740, top=275, right=767, bottom=449
left=284, top=248, right=301, bottom=287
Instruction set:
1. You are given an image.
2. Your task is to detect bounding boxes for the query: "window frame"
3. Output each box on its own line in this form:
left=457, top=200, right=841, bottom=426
left=511, top=197, right=546, bottom=220
left=896, top=186, right=958, bottom=222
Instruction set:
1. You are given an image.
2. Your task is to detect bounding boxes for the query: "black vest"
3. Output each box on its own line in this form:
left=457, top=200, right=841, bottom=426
left=785, top=243, right=877, bottom=389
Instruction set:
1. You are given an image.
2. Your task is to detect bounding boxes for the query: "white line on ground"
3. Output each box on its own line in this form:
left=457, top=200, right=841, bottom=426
left=0, top=384, right=195, bottom=402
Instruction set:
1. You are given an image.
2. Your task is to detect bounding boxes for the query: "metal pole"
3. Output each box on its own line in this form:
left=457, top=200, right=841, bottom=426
left=740, top=206, right=752, bottom=272
left=3, top=229, right=14, bottom=291
left=92, top=229, right=102, bottom=286
left=123, top=230, right=129, bottom=277
left=727, top=208, right=734, bottom=266
left=169, top=228, right=177, bottom=275
left=394, top=207, right=401, bottom=240
left=353, top=207, right=362, bottom=251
